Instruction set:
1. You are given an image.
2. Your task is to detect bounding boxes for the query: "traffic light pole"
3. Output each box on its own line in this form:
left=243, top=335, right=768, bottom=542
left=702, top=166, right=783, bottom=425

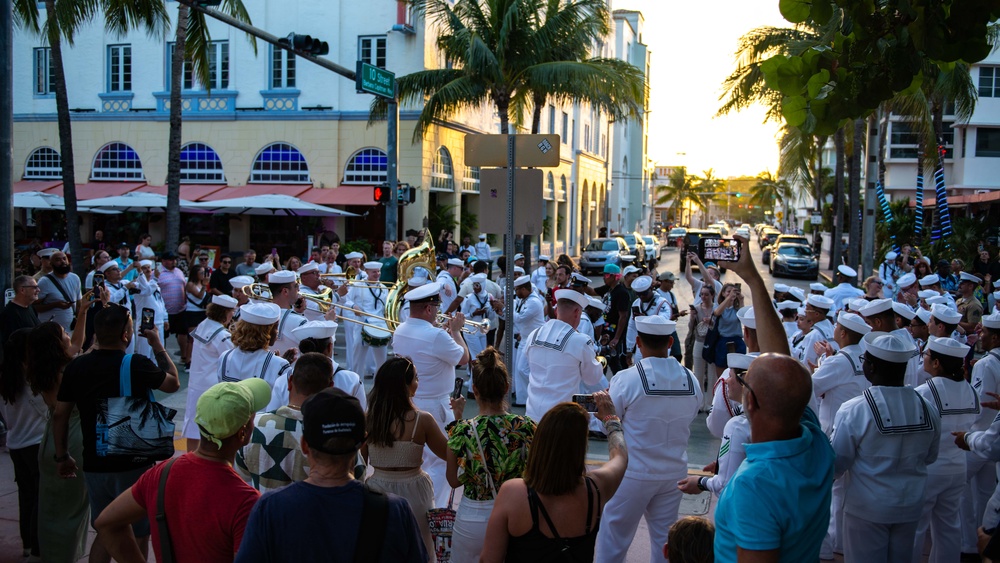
left=386, top=93, right=399, bottom=242
left=1, top=0, right=13, bottom=297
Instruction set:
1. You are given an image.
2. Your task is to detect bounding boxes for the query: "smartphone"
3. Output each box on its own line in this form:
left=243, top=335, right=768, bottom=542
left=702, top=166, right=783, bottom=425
left=140, top=307, right=155, bottom=331
left=698, top=237, right=741, bottom=263
left=735, top=283, right=742, bottom=292
left=452, top=377, right=465, bottom=400
left=271, top=247, right=278, bottom=256
left=572, top=394, right=598, bottom=413
left=93, top=272, right=105, bottom=288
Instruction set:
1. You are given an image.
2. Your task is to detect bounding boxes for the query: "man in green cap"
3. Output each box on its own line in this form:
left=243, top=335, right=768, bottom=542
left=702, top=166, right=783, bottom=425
left=95, top=379, right=271, bottom=563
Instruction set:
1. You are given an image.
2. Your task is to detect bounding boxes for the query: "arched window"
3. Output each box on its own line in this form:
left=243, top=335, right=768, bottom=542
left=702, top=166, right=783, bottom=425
left=343, top=148, right=387, bottom=184
left=180, top=142, right=225, bottom=183
left=250, top=142, right=310, bottom=183
left=559, top=175, right=568, bottom=201
left=91, top=142, right=144, bottom=180
left=24, top=147, right=61, bottom=179
left=430, top=147, right=454, bottom=191
left=545, top=172, right=555, bottom=199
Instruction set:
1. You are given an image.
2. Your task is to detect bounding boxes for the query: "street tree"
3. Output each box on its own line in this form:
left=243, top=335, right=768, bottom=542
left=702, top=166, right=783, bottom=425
left=654, top=167, right=699, bottom=226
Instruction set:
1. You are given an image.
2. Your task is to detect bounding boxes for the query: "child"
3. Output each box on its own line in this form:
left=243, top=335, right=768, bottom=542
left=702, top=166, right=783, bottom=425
left=665, top=517, right=715, bottom=563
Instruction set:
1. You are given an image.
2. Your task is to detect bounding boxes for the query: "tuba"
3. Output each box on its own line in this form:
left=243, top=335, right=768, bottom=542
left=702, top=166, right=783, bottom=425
left=385, top=231, right=436, bottom=327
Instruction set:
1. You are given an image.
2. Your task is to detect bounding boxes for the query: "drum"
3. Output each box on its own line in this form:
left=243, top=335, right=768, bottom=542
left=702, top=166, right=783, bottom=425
left=362, top=321, right=392, bottom=347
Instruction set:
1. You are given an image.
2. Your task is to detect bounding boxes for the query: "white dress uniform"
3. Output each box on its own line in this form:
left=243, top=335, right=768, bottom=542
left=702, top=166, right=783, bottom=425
left=530, top=266, right=548, bottom=295
left=831, top=386, right=940, bottom=562
left=913, top=375, right=981, bottom=563
left=182, top=318, right=234, bottom=439
left=268, top=358, right=366, bottom=414
left=474, top=240, right=491, bottom=262
left=964, top=410, right=1000, bottom=532
left=782, top=321, right=799, bottom=340
left=459, top=277, right=502, bottom=331
left=273, top=308, right=307, bottom=356
left=962, top=347, right=1000, bottom=552
left=596, top=356, right=702, bottom=563
left=511, top=288, right=545, bottom=404
left=436, top=269, right=461, bottom=314
left=576, top=313, right=610, bottom=394
left=824, top=283, right=865, bottom=313
left=793, top=318, right=837, bottom=368
left=523, top=318, right=604, bottom=423
left=706, top=376, right=743, bottom=439
left=298, top=284, right=332, bottom=322
left=217, top=348, right=292, bottom=412
left=105, top=278, right=135, bottom=353
left=894, top=327, right=926, bottom=388
left=702, top=413, right=750, bottom=497
left=343, top=283, right=390, bottom=376
left=392, top=315, right=466, bottom=508
left=625, top=296, right=671, bottom=363
left=340, top=267, right=368, bottom=370
left=132, top=273, right=168, bottom=361
left=460, top=287, right=495, bottom=361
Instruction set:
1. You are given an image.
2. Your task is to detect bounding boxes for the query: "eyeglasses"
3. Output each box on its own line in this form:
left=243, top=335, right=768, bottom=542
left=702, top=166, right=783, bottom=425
left=221, top=260, right=232, bottom=264
left=733, top=370, right=761, bottom=410
left=21, top=284, right=39, bottom=290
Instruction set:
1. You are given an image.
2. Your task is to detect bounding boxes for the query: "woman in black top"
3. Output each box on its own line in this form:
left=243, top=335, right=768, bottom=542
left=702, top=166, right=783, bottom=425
left=480, top=392, right=627, bottom=562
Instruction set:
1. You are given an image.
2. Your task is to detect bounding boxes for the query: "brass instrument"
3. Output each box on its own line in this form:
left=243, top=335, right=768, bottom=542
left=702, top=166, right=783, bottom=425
left=385, top=231, right=436, bottom=325
left=436, top=314, right=490, bottom=334
left=318, top=265, right=357, bottom=283
left=241, top=283, right=273, bottom=301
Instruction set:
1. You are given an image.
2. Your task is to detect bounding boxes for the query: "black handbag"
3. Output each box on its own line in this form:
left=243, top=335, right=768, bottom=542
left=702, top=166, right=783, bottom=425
left=701, top=320, right=720, bottom=363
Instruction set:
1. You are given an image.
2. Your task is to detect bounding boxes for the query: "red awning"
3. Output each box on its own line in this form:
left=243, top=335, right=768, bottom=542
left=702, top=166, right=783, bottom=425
left=13, top=180, right=62, bottom=193
left=48, top=182, right=146, bottom=199
left=913, top=190, right=1000, bottom=207
left=138, top=184, right=227, bottom=201
left=200, top=184, right=311, bottom=201
left=299, top=185, right=376, bottom=206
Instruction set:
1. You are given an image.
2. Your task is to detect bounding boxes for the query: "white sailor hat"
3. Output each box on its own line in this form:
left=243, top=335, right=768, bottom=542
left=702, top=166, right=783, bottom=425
left=858, top=298, right=893, bottom=317
left=479, top=233, right=487, bottom=240
left=514, top=253, right=524, bottom=261
left=797, top=306, right=806, bottom=317
left=408, top=276, right=428, bottom=288
left=837, top=312, right=871, bottom=335
left=917, top=289, right=938, bottom=300
left=587, top=296, right=605, bottom=310
left=297, top=262, right=319, bottom=274
left=806, top=294, right=834, bottom=311
left=810, top=282, right=827, bottom=292
left=621, top=254, right=637, bottom=263
left=468, top=273, right=487, bottom=284
left=960, top=272, right=983, bottom=284
left=538, top=255, right=551, bottom=262
left=925, top=295, right=948, bottom=306
left=139, top=260, right=154, bottom=268
left=631, top=276, right=653, bottom=293
left=981, top=312, right=1000, bottom=329
left=930, top=303, right=962, bottom=324
left=635, top=315, right=676, bottom=335
left=776, top=300, right=800, bottom=311
left=292, top=320, right=338, bottom=342
left=571, top=272, right=591, bottom=285
left=363, top=261, right=382, bottom=271
left=255, top=262, right=275, bottom=276
left=344, top=252, right=364, bottom=261
left=268, top=270, right=297, bottom=284
left=891, top=302, right=916, bottom=320
left=896, top=273, right=917, bottom=288
left=773, top=283, right=790, bottom=293
left=239, top=303, right=281, bottom=325
left=914, top=307, right=932, bottom=325
left=211, top=295, right=238, bottom=308
left=405, top=281, right=443, bottom=302
left=789, top=287, right=806, bottom=302
left=514, top=275, right=532, bottom=287
left=837, top=265, right=858, bottom=278
left=229, top=275, right=254, bottom=289
left=862, top=331, right=916, bottom=363
left=409, top=267, right=430, bottom=284
left=848, top=298, right=869, bottom=313
left=36, top=248, right=57, bottom=258
left=514, top=266, right=525, bottom=275
left=736, top=306, right=756, bottom=329
left=447, top=258, right=464, bottom=268
left=622, top=265, right=641, bottom=276
left=727, top=352, right=758, bottom=371
left=885, top=251, right=898, bottom=261
left=927, top=336, right=970, bottom=358
left=554, top=288, right=589, bottom=309
left=99, top=261, right=120, bottom=273
left=919, top=274, right=940, bottom=286
left=921, top=256, right=931, bottom=265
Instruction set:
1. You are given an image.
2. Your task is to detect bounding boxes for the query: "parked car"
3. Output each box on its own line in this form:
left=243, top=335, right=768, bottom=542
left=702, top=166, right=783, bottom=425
left=680, top=229, right=724, bottom=273
left=769, top=243, right=819, bottom=280
left=667, top=227, right=687, bottom=249
left=580, top=237, right=630, bottom=275
left=618, top=232, right=648, bottom=267
left=762, top=234, right=811, bottom=265
left=642, top=235, right=661, bottom=269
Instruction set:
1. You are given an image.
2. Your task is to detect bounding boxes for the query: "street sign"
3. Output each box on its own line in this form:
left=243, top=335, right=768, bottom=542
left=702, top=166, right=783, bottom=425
left=356, top=61, right=395, bottom=98
left=465, top=134, right=561, bottom=167
left=478, top=168, right=544, bottom=234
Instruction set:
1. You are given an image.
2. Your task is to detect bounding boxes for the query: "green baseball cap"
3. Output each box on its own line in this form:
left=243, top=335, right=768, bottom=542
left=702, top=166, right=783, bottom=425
left=195, top=379, right=271, bottom=447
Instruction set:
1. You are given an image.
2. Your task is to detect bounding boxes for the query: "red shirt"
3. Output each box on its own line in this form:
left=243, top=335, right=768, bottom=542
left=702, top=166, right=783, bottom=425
left=132, top=453, right=260, bottom=562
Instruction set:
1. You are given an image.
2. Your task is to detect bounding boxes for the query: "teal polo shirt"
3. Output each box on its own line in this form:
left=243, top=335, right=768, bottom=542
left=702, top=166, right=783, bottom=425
left=714, top=407, right=834, bottom=562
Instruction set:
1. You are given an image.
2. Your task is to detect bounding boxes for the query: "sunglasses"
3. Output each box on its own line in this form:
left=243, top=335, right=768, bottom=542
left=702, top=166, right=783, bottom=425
left=733, top=370, right=761, bottom=410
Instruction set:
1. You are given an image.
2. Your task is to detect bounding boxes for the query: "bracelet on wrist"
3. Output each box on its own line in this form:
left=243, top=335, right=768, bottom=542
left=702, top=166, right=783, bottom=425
left=601, top=414, right=620, bottom=424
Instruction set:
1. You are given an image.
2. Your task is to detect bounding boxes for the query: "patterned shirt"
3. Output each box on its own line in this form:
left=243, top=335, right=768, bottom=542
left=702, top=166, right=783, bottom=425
left=235, top=406, right=307, bottom=493
left=157, top=267, right=188, bottom=315
left=447, top=414, right=535, bottom=501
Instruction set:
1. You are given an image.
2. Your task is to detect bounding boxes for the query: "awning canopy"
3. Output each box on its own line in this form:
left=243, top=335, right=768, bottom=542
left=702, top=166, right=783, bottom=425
left=200, top=184, right=311, bottom=201
left=13, top=180, right=62, bottom=193
left=298, top=185, right=377, bottom=206
left=47, top=182, right=145, bottom=199
left=138, top=184, right=227, bottom=201
left=185, top=194, right=358, bottom=216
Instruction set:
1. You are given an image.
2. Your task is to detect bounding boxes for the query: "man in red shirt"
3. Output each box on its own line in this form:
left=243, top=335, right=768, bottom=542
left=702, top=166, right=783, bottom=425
left=94, top=378, right=271, bottom=562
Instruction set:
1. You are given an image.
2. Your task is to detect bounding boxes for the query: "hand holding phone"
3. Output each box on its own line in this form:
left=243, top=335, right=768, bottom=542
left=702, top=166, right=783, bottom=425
left=572, top=394, right=598, bottom=413
left=698, top=238, right=741, bottom=263
left=452, top=377, right=465, bottom=399
left=140, top=307, right=155, bottom=332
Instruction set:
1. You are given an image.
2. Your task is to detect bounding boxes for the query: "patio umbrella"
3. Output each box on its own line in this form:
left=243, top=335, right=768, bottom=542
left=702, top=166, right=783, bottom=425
left=79, top=192, right=198, bottom=212
left=186, top=194, right=358, bottom=217
left=14, top=191, right=119, bottom=214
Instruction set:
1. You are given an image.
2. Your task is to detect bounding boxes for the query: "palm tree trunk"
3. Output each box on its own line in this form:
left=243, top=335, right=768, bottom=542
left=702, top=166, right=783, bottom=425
left=45, top=0, right=83, bottom=277
left=831, top=129, right=845, bottom=270
left=165, top=4, right=187, bottom=253
left=848, top=118, right=863, bottom=272
left=812, top=134, right=827, bottom=249
left=530, top=92, right=544, bottom=134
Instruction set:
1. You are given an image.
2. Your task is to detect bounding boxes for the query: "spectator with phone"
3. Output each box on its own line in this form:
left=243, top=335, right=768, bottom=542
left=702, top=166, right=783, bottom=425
left=710, top=283, right=746, bottom=378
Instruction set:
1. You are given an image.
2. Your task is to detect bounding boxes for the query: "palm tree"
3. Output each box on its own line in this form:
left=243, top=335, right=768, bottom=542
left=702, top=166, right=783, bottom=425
left=693, top=169, right=725, bottom=227
left=654, top=167, right=700, bottom=226
left=748, top=170, right=791, bottom=215
left=14, top=0, right=169, bottom=277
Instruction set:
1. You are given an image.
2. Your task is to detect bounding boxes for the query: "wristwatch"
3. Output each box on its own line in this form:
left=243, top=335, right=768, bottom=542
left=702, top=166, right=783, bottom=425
left=697, top=476, right=708, bottom=492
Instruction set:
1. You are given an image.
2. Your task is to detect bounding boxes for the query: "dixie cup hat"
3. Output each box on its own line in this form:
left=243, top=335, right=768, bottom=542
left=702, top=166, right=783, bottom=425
left=914, top=307, right=932, bottom=325
left=344, top=252, right=364, bottom=261
left=919, top=274, right=941, bottom=286
left=858, top=298, right=893, bottom=317
left=363, top=261, right=382, bottom=271
left=36, top=248, right=58, bottom=259
left=981, top=312, right=1000, bottom=330
left=861, top=331, right=917, bottom=364
left=255, top=262, right=275, bottom=276
left=631, top=276, right=653, bottom=293
left=773, top=283, right=790, bottom=293
left=837, top=312, right=872, bottom=336
left=267, top=270, right=297, bottom=284
left=926, top=336, right=970, bottom=358
left=405, top=281, right=443, bottom=303
left=514, top=275, right=532, bottom=287
left=239, top=303, right=281, bottom=325
left=211, top=295, right=239, bottom=309
left=554, top=288, right=589, bottom=310
left=736, top=306, right=756, bottom=330
left=292, top=320, right=338, bottom=342
left=229, top=275, right=254, bottom=289
left=891, top=302, right=916, bottom=321
left=297, top=262, right=320, bottom=275
left=896, top=273, right=917, bottom=289
left=930, top=303, right=962, bottom=324
left=634, top=315, right=676, bottom=336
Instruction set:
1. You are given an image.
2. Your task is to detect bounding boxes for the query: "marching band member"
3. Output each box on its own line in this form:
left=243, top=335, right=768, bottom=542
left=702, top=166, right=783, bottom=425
left=296, top=261, right=336, bottom=322
left=511, top=275, right=545, bottom=407
left=625, top=275, right=671, bottom=364
left=133, top=260, right=168, bottom=362
left=343, top=261, right=390, bottom=377
left=266, top=270, right=307, bottom=355
left=438, top=258, right=464, bottom=314
left=460, top=273, right=494, bottom=363
left=182, top=294, right=237, bottom=450
left=218, top=303, right=292, bottom=412
left=267, top=320, right=366, bottom=412
left=254, top=261, right=274, bottom=282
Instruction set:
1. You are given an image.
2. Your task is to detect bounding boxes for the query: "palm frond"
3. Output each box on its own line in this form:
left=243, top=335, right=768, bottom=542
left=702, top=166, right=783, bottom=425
left=220, top=0, right=256, bottom=53
left=185, top=9, right=212, bottom=92
left=101, top=0, right=169, bottom=38
left=13, top=0, right=41, bottom=34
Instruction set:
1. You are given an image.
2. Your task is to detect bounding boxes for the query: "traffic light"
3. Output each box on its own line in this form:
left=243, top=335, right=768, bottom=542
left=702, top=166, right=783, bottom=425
left=734, top=192, right=742, bottom=198
left=280, top=33, right=329, bottom=56
left=373, top=184, right=390, bottom=203
left=397, top=184, right=416, bottom=204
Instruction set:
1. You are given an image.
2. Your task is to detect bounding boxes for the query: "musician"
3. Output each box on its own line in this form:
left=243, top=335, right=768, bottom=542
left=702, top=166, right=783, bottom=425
left=133, top=260, right=168, bottom=362
left=397, top=268, right=432, bottom=324
left=625, top=276, right=672, bottom=364
left=438, top=258, right=464, bottom=314
left=511, top=275, right=545, bottom=407
left=266, top=320, right=366, bottom=412
left=254, top=261, right=275, bottom=282
left=343, top=251, right=366, bottom=279
left=297, top=261, right=336, bottom=322
left=392, top=281, right=470, bottom=508
left=342, top=261, right=390, bottom=377
left=460, top=273, right=495, bottom=363
left=217, top=303, right=292, bottom=410
left=182, top=294, right=237, bottom=450
left=266, top=270, right=307, bottom=355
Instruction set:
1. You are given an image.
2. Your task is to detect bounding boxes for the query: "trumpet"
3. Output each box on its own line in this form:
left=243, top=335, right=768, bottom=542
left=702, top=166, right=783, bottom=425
left=436, top=314, right=490, bottom=335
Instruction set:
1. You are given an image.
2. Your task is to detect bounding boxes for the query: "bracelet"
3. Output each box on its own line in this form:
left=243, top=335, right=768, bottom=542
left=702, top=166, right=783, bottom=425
left=603, top=420, right=624, bottom=434
left=602, top=414, right=620, bottom=424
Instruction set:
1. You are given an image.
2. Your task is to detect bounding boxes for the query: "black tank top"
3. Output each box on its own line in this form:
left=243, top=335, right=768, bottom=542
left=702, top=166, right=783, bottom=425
left=505, top=476, right=602, bottom=562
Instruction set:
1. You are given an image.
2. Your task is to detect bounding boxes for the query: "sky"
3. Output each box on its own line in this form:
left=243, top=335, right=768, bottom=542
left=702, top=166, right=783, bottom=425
left=614, top=0, right=789, bottom=179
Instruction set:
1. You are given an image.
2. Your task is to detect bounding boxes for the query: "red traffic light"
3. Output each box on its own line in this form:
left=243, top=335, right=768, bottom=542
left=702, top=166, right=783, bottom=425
left=373, top=186, right=390, bottom=203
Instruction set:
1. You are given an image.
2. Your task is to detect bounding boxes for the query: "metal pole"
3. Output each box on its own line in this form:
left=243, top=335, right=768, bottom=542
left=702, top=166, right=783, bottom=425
left=1, top=0, right=13, bottom=294
left=386, top=94, right=399, bottom=241
left=861, top=116, right=877, bottom=278
left=504, top=136, right=516, bottom=404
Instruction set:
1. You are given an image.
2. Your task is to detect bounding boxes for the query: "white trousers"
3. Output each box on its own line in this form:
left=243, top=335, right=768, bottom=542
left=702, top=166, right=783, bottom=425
left=913, top=471, right=965, bottom=563
left=960, top=455, right=996, bottom=552
left=450, top=497, right=494, bottom=563
left=465, top=332, right=486, bottom=365
left=843, top=514, right=918, bottom=562
left=513, top=347, right=529, bottom=406
left=343, top=323, right=358, bottom=374
left=821, top=477, right=846, bottom=558
left=133, top=322, right=164, bottom=363
left=350, top=336, right=387, bottom=377
left=983, top=463, right=1000, bottom=532
left=413, top=394, right=456, bottom=508
left=692, top=337, right=715, bottom=410
left=595, top=476, right=682, bottom=563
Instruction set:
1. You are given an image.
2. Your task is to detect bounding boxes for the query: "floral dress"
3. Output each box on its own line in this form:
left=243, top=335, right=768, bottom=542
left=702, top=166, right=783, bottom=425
left=447, top=413, right=535, bottom=501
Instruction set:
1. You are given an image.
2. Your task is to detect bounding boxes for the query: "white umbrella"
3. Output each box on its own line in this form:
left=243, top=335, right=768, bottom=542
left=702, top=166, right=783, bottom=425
left=80, top=192, right=198, bottom=212
left=14, top=191, right=119, bottom=214
left=187, top=194, right=358, bottom=217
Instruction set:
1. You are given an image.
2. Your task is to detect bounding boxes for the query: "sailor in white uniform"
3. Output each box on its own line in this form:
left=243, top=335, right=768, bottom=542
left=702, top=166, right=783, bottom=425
left=846, top=298, right=869, bottom=315
left=879, top=251, right=901, bottom=296
left=831, top=331, right=940, bottom=563
left=266, top=270, right=308, bottom=356
left=919, top=273, right=957, bottom=310
left=777, top=300, right=800, bottom=341
left=254, top=260, right=275, bottom=282
left=860, top=298, right=922, bottom=387
left=793, top=294, right=837, bottom=369
left=511, top=275, right=545, bottom=406
left=524, top=289, right=605, bottom=423
left=579, top=295, right=612, bottom=395
left=267, top=320, right=366, bottom=412
left=182, top=295, right=237, bottom=445
left=217, top=303, right=293, bottom=411
left=100, top=260, right=137, bottom=353
left=913, top=336, right=980, bottom=563
left=342, top=261, right=389, bottom=377
left=133, top=260, right=168, bottom=362
left=595, top=316, right=702, bottom=563
left=625, top=276, right=672, bottom=364
left=460, top=273, right=495, bottom=362
left=894, top=272, right=920, bottom=309
left=531, top=255, right=550, bottom=296
left=437, top=258, right=464, bottom=314
left=337, top=251, right=367, bottom=369
left=296, top=261, right=339, bottom=322
left=705, top=307, right=761, bottom=437
left=928, top=302, right=965, bottom=347
left=772, top=282, right=791, bottom=304
left=824, top=265, right=865, bottom=313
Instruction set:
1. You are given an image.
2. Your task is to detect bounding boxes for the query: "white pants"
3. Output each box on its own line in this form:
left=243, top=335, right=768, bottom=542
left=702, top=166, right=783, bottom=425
left=960, top=455, right=996, bottom=552
left=513, top=347, right=529, bottom=406
left=413, top=394, right=455, bottom=508
left=465, top=332, right=486, bottom=364
left=843, top=514, right=918, bottom=562
left=450, top=497, right=494, bottom=563
left=133, top=322, right=164, bottom=363
left=692, top=337, right=715, bottom=410
left=913, top=471, right=965, bottom=563
left=344, top=323, right=358, bottom=375
left=983, top=464, right=1000, bottom=532
left=821, top=477, right=846, bottom=558
left=595, top=476, right=682, bottom=563
left=351, top=336, right=387, bottom=377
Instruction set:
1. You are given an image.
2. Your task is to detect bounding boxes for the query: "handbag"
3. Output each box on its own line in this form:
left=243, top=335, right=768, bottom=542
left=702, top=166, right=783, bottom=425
left=427, top=489, right=456, bottom=563
left=701, top=320, right=720, bottom=363
left=96, top=354, right=177, bottom=461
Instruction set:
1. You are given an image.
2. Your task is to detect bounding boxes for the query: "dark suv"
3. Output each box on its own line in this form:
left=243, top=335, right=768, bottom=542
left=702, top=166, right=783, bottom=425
left=680, top=229, right=723, bottom=273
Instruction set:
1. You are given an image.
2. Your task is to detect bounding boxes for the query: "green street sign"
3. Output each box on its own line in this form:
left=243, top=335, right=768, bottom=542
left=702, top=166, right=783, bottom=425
left=356, top=61, right=395, bottom=98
